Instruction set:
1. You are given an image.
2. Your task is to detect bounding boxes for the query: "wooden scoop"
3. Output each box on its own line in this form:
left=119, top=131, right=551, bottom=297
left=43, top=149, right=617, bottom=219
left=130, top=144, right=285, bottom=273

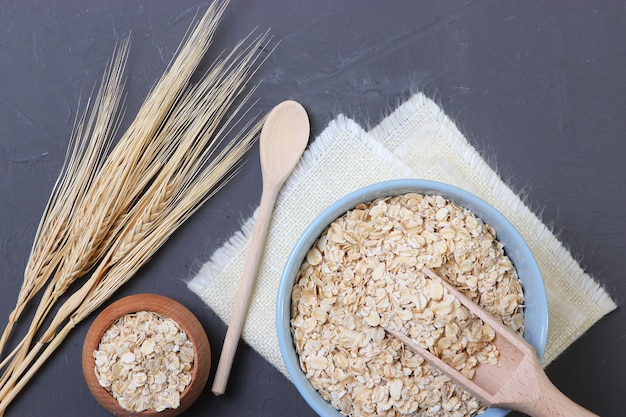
left=211, top=100, right=310, bottom=395
left=386, top=268, right=598, bottom=417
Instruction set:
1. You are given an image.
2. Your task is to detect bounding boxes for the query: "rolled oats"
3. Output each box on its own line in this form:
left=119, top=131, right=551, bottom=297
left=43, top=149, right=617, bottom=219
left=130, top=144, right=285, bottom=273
left=291, top=193, right=524, bottom=417
left=93, top=311, right=194, bottom=412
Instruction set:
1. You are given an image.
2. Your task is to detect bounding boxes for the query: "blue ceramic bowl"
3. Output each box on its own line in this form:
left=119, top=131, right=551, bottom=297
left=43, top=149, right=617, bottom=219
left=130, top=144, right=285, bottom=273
left=276, top=179, right=548, bottom=417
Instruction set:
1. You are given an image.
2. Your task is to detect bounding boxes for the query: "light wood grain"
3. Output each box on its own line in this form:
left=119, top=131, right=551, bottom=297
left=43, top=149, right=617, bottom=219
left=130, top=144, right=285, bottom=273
left=82, top=294, right=211, bottom=417
left=211, top=100, right=310, bottom=395
left=386, top=268, right=598, bottom=417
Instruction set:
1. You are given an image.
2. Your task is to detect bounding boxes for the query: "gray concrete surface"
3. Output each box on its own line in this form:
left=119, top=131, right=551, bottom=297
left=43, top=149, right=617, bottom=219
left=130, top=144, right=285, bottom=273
left=1, top=1, right=623, bottom=416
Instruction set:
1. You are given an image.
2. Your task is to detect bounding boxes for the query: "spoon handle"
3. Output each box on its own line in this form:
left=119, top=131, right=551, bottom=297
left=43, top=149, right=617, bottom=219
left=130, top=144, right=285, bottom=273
left=211, top=184, right=279, bottom=395
left=513, top=356, right=599, bottom=417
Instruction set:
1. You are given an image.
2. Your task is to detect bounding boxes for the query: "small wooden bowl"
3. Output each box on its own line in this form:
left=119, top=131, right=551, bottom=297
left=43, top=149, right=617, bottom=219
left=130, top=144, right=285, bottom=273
left=82, top=294, right=211, bottom=417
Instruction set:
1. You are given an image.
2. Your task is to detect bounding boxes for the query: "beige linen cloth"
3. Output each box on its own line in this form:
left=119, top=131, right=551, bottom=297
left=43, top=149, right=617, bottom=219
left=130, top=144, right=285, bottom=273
left=188, top=93, right=616, bottom=376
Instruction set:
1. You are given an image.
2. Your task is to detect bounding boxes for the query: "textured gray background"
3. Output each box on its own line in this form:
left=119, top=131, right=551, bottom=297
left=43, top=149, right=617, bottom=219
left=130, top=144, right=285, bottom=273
left=0, top=1, right=624, bottom=416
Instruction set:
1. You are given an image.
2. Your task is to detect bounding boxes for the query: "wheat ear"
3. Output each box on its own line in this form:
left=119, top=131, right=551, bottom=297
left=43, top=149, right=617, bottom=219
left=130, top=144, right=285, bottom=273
left=0, top=78, right=261, bottom=416
left=0, top=39, right=129, bottom=403
left=0, top=40, right=129, bottom=358
left=0, top=0, right=229, bottom=369
left=0, top=3, right=270, bottom=410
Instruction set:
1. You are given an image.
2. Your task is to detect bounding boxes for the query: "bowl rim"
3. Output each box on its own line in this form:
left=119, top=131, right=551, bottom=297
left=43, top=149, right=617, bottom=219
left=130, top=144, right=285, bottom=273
left=276, top=179, right=548, bottom=417
left=82, top=293, right=211, bottom=417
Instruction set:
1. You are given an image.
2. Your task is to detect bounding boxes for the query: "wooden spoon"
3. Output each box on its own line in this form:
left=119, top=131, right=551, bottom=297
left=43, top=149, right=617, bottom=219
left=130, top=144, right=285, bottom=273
left=386, top=268, right=598, bottom=417
left=211, top=100, right=310, bottom=395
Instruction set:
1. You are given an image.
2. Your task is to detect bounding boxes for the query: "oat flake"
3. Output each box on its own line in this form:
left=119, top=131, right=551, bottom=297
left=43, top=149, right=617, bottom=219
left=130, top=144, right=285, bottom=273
left=291, top=193, right=524, bottom=417
left=93, top=311, right=194, bottom=412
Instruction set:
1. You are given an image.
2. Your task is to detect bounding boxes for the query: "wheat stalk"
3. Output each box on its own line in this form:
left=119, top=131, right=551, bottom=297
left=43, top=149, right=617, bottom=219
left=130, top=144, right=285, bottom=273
left=0, top=0, right=227, bottom=356
left=0, top=82, right=261, bottom=415
left=0, top=38, right=130, bottom=397
left=0, top=40, right=129, bottom=358
left=50, top=0, right=230, bottom=296
left=0, top=40, right=130, bottom=396
left=0, top=0, right=270, bottom=412
left=0, top=0, right=229, bottom=370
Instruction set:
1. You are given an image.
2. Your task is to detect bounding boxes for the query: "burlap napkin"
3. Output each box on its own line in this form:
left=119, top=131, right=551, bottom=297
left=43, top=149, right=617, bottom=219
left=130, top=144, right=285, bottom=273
left=188, top=93, right=616, bottom=377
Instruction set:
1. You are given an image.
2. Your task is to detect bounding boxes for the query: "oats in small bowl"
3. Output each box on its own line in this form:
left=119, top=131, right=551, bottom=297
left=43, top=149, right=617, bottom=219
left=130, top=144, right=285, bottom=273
left=276, top=179, right=548, bottom=417
left=82, top=294, right=210, bottom=417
